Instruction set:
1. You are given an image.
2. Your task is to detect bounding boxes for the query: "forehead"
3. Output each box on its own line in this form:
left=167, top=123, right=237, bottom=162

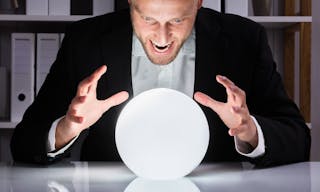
left=132, top=0, right=197, bottom=17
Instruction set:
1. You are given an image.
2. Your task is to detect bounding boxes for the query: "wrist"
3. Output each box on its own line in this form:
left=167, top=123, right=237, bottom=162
left=247, top=118, right=258, bottom=148
left=55, top=117, right=78, bottom=149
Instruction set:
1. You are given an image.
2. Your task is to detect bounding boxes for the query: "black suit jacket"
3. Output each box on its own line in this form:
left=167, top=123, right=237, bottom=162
left=11, top=8, right=311, bottom=166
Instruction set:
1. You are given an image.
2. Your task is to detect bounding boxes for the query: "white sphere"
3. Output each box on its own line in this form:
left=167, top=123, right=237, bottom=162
left=115, top=88, right=209, bottom=180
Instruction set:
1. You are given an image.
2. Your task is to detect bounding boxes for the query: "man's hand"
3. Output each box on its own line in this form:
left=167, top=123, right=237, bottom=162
left=194, top=75, right=258, bottom=148
left=55, top=65, right=129, bottom=149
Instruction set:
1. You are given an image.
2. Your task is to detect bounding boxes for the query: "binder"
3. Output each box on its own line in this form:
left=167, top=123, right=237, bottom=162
left=93, top=0, right=114, bottom=16
left=202, top=0, right=221, bottom=12
left=59, top=33, right=65, bottom=45
left=0, top=67, right=8, bottom=119
left=36, top=33, right=60, bottom=94
left=26, top=0, right=48, bottom=15
left=225, top=0, right=252, bottom=16
left=48, top=0, right=70, bottom=15
left=71, top=0, right=92, bottom=15
left=11, top=33, right=35, bottom=122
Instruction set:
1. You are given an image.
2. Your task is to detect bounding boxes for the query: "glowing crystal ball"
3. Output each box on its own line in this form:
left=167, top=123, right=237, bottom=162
left=115, top=88, right=209, bottom=180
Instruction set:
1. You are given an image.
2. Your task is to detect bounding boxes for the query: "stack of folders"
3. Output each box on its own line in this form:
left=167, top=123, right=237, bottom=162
left=25, top=0, right=114, bottom=16
left=10, top=33, right=64, bottom=123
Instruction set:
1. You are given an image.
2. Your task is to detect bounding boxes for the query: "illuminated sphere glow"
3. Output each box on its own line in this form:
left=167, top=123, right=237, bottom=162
left=115, top=88, right=209, bottom=180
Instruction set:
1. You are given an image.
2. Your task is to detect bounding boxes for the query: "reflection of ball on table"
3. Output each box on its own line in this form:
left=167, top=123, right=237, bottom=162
left=115, top=88, right=209, bottom=180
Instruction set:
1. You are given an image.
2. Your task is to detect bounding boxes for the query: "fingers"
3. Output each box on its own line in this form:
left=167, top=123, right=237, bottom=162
left=194, top=92, right=222, bottom=113
left=216, top=75, right=246, bottom=105
left=77, top=65, right=107, bottom=96
left=102, top=91, right=129, bottom=112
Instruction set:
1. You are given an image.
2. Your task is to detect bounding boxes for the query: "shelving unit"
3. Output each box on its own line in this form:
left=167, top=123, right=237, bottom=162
left=283, top=0, right=311, bottom=123
left=0, top=1, right=312, bottom=128
left=0, top=14, right=312, bottom=28
left=0, top=122, right=17, bottom=129
left=0, top=14, right=92, bottom=22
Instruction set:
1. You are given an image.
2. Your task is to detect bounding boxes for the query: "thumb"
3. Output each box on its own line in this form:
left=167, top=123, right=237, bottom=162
left=102, top=91, right=129, bottom=113
left=194, top=92, right=223, bottom=113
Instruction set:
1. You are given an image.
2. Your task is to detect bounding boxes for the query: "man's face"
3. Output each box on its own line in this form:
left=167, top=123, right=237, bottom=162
left=129, top=0, right=201, bottom=65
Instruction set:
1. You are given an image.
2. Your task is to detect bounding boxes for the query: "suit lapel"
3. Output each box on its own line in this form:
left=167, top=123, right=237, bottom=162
left=194, top=8, right=227, bottom=102
left=99, top=10, right=134, bottom=99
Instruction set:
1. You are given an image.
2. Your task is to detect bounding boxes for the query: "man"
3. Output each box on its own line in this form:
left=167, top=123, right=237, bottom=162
left=11, top=0, right=310, bottom=166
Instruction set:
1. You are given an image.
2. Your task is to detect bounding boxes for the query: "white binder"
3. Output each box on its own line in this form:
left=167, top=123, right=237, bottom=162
left=202, top=0, right=221, bottom=12
left=49, top=0, right=70, bottom=15
left=11, top=33, right=35, bottom=122
left=36, top=33, right=60, bottom=94
left=59, top=33, right=65, bottom=45
left=26, top=0, right=49, bottom=15
left=93, top=0, right=114, bottom=16
left=225, top=0, right=252, bottom=16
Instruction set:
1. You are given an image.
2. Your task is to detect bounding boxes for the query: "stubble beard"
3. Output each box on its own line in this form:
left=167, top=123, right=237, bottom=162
left=137, top=35, right=185, bottom=65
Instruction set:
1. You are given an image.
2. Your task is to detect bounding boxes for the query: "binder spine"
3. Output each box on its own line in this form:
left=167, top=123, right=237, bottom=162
left=11, top=33, right=35, bottom=122
left=93, top=0, right=114, bottom=16
left=26, top=0, right=49, bottom=15
left=36, top=33, right=60, bottom=94
left=202, top=0, right=221, bottom=12
left=48, top=0, right=70, bottom=15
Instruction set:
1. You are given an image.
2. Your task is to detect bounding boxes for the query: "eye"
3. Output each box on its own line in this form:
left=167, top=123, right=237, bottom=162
left=143, top=16, right=156, bottom=24
left=171, top=18, right=183, bottom=24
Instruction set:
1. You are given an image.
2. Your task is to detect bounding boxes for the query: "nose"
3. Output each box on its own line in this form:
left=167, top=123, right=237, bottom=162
left=156, top=24, right=171, bottom=45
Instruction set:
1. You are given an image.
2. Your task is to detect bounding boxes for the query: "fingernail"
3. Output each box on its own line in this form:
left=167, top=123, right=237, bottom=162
left=219, top=75, right=226, bottom=80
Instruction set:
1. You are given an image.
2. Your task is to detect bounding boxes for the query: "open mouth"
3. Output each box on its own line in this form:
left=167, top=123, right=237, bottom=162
left=151, top=41, right=173, bottom=53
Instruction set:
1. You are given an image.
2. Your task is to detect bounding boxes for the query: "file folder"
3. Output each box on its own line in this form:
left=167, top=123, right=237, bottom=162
left=0, top=67, right=8, bottom=119
left=36, top=33, right=60, bottom=94
left=202, top=0, right=221, bottom=12
left=26, top=0, right=49, bottom=15
left=93, top=0, right=114, bottom=16
left=71, top=0, right=92, bottom=15
left=49, top=0, right=70, bottom=15
left=59, top=33, right=65, bottom=45
left=11, top=33, right=35, bottom=122
left=225, top=0, right=251, bottom=16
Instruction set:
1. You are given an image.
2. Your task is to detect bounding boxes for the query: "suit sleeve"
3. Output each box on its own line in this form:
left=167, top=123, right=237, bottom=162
left=247, top=26, right=311, bottom=166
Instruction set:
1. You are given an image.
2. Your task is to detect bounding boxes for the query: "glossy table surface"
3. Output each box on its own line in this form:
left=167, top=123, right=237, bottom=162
left=0, top=161, right=319, bottom=192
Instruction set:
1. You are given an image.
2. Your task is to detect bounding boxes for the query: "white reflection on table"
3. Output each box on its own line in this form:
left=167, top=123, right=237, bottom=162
left=2, top=162, right=319, bottom=192
left=124, top=178, right=200, bottom=192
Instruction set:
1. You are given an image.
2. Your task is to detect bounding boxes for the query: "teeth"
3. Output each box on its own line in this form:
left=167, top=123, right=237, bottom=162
left=152, top=41, right=172, bottom=52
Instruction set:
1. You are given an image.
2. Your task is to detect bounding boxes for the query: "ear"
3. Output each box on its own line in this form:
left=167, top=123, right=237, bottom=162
left=128, top=0, right=131, bottom=4
left=197, top=0, right=203, bottom=9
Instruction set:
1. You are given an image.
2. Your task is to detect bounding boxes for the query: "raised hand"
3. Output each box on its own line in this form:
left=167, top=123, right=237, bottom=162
left=194, top=75, right=258, bottom=148
left=55, top=65, right=129, bottom=149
